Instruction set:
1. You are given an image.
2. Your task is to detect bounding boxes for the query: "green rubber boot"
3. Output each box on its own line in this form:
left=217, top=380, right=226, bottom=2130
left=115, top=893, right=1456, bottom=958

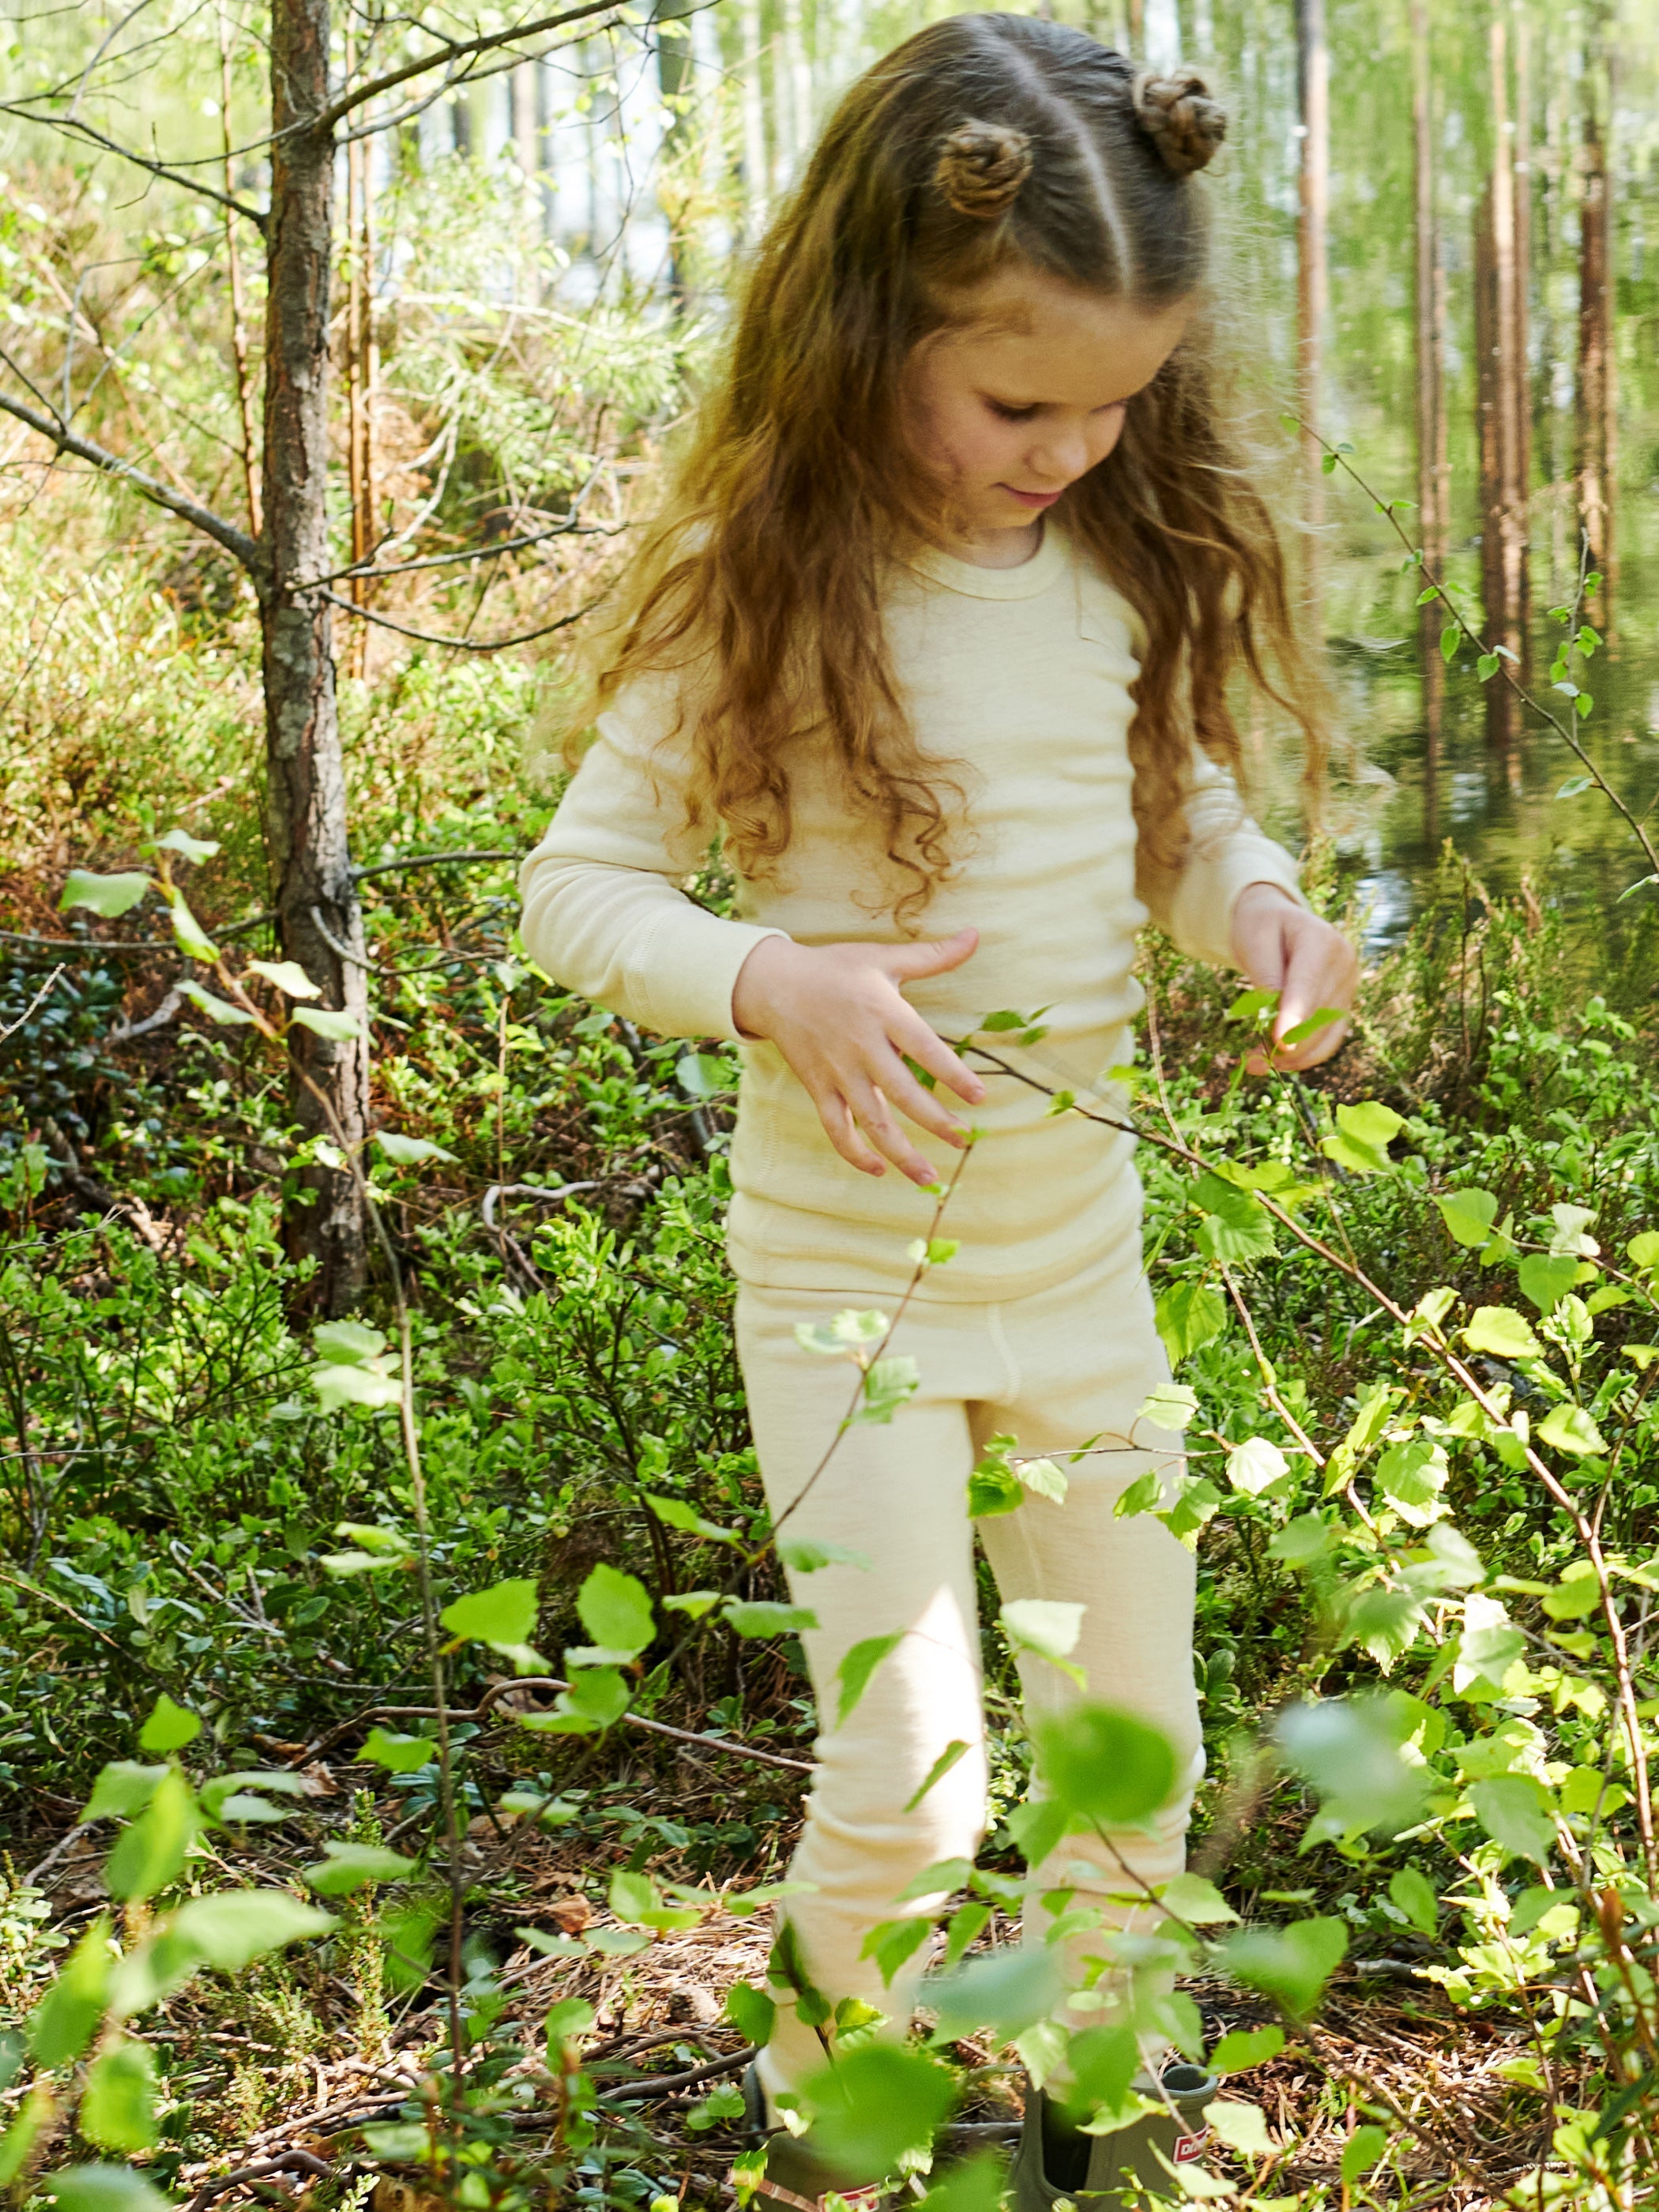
left=1009, top=2064, right=1220, bottom=2211
left=739, top=2064, right=890, bottom=2212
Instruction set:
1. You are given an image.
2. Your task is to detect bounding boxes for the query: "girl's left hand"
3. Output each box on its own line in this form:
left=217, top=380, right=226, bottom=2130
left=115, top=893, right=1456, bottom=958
left=1229, top=883, right=1360, bottom=1074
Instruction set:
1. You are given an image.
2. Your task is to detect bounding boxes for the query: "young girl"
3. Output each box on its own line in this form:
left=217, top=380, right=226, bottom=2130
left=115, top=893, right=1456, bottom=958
left=521, top=15, right=1357, bottom=2205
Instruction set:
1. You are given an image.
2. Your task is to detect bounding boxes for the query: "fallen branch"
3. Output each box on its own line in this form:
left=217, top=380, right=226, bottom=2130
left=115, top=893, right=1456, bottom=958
left=181, top=2150, right=333, bottom=2212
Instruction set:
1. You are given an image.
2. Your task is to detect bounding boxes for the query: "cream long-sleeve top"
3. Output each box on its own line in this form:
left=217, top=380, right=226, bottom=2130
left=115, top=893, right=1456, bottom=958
left=519, top=525, right=1306, bottom=1302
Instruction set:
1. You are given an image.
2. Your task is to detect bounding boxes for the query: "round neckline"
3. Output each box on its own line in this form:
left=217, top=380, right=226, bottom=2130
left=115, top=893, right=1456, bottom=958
left=906, top=521, right=1070, bottom=602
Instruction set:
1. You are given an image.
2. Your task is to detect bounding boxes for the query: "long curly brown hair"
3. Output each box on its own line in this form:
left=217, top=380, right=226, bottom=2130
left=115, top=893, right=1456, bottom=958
left=592, top=12, right=1321, bottom=924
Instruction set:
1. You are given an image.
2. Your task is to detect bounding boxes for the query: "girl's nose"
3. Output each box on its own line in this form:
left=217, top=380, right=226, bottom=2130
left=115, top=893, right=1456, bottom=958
left=1032, top=427, right=1092, bottom=485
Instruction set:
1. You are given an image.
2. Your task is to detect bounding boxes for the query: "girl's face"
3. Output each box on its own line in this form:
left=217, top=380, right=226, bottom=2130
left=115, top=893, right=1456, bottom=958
left=905, top=266, right=1194, bottom=562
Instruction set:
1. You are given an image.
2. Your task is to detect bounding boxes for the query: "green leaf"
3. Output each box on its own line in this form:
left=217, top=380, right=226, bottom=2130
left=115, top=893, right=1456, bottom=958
left=80, top=2040, right=158, bottom=2152
left=1627, top=1232, right=1659, bottom=1272
left=1209, top=2024, right=1285, bottom=2075
left=1322, top=1100, right=1405, bottom=1176
left=1220, top=1916, right=1348, bottom=2014
left=1538, top=1404, right=1608, bottom=1458
left=723, top=1599, right=819, bottom=1638
left=246, top=957, right=320, bottom=998
left=724, top=1981, right=777, bottom=2046
left=1059, top=2022, right=1139, bottom=2114
left=1435, top=1188, right=1499, bottom=1248
left=105, top=1769, right=198, bottom=1903
left=1556, top=777, right=1593, bottom=799
left=925, top=1946, right=1063, bottom=2045
left=148, top=828, right=220, bottom=864
left=678, top=1051, right=733, bottom=1098
left=544, top=1997, right=596, bottom=2055
left=802, top=2045, right=957, bottom=2180
left=1277, top=1697, right=1428, bottom=1834
left=177, top=978, right=255, bottom=1025
left=1341, top=2124, right=1389, bottom=2184
left=28, top=1920, right=111, bottom=2065
left=162, top=889, right=218, bottom=961
left=167, top=1890, right=335, bottom=1969
left=941, top=1900, right=991, bottom=1969
left=375, top=1130, right=457, bottom=1165
left=1576, top=691, right=1593, bottom=720
left=1001, top=1598, right=1085, bottom=1663
left=837, top=1631, right=903, bottom=1726
left=1477, top=653, right=1499, bottom=683
left=1210, top=2102, right=1273, bottom=2156
left=137, top=1692, right=201, bottom=1755
left=1136, top=1382, right=1199, bottom=1432
left=303, top=1841, right=418, bottom=1896
left=1387, top=1866, right=1439, bottom=1937
left=1034, top=1703, right=1177, bottom=1825
left=795, top=1309, right=889, bottom=1356
left=856, top=1354, right=920, bottom=1425
left=1469, top=1775, right=1556, bottom=1864
left=1464, top=1306, right=1543, bottom=1360
left=1281, top=1006, right=1345, bottom=1047
left=861, top=1915, right=932, bottom=1985
left=576, top=1562, right=655, bottom=1657
left=1439, top=625, right=1460, bottom=664
left=290, top=1005, right=361, bottom=1040
left=1158, top=1872, right=1239, bottom=1924
left=1542, top=1567, right=1603, bottom=1620
left=1518, top=1254, right=1580, bottom=1312
left=60, top=870, right=151, bottom=918
left=440, top=1577, right=540, bottom=1657
left=38, top=2168, right=173, bottom=2212
left=1155, top=1279, right=1227, bottom=1365
left=777, top=1537, right=870, bottom=1573
left=905, top=1740, right=971, bottom=1813
left=1373, top=1435, right=1450, bottom=1528
left=358, top=1728, right=438, bottom=1774
left=0, top=2087, right=55, bottom=2189
left=1191, top=1174, right=1277, bottom=1262
left=1226, top=1438, right=1288, bottom=1497
left=967, top=1458, right=1025, bottom=1518
left=84, top=1762, right=167, bottom=1823
left=647, top=1493, right=740, bottom=1544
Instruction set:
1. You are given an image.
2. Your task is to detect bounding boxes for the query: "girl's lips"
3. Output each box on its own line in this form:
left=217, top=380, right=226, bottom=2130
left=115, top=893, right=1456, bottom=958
left=1000, top=484, right=1063, bottom=510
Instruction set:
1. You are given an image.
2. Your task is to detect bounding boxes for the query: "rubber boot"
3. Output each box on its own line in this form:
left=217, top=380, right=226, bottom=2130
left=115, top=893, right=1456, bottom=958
left=1009, top=2063, right=1220, bottom=2210
left=739, top=2063, right=890, bottom=2212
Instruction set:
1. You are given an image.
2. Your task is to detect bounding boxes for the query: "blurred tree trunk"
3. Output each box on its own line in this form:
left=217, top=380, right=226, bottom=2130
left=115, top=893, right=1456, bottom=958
left=344, top=32, right=377, bottom=680
left=264, top=0, right=372, bottom=1313
left=1295, top=0, right=1328, bottom=614
left=1475, top=13, right=1523, bottom=752
left=655, top=0, right=695, bottom=307
left=1577, top=13, right=1616, bottom=623
left=1410, top=0, right=1446, bottom=838
left=739, top=0, right=767, bottom=240
left=1510, top=2, right=1533, bottom=657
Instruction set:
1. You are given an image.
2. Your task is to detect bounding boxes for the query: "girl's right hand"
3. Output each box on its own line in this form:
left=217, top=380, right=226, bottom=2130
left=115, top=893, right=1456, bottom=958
left=730, top=929, right=986, bottom=1185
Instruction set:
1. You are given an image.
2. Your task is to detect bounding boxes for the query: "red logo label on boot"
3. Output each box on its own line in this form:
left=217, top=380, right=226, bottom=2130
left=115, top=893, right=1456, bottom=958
left=1173, top=2131, right=1211, bottom=2163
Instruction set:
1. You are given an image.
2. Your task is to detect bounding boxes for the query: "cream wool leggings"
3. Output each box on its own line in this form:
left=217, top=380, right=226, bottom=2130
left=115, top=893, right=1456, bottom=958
left=735, top=1243, right=1205, bottom=2102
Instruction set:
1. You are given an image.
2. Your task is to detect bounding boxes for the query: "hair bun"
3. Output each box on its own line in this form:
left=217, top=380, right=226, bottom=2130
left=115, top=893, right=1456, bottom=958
left=1131, top=70, right=1227, bottom=175
left=935, top=120, right=1033, bottom=218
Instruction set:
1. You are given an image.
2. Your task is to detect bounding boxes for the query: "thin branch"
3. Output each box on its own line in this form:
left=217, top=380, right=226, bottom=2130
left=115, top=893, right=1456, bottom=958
left=315, top=0, right=634, bottom=133
left=0, top=103, right=267, bottom=229
left=0, top=389, right=265, bottom=577
left=318, top=586, right=595, bottom=652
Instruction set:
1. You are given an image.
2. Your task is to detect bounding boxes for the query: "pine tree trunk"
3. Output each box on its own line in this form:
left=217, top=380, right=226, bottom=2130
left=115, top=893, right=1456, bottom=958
left=1482, top=13, right=1524, bottom=747
left=1577, top=24, right=1616, bottom=619
left=264, top=0, right=371, bottom=1314
left=1510, top=3, right=1533, bottom=657
left=1410, top=0, right=1445, bottom=824
left=1295, top=0, right=1329, bottom=608
left=1475, top=185, right=1517, bottom=752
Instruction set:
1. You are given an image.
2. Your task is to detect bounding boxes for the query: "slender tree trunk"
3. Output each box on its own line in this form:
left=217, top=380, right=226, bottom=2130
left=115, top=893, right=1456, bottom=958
left=344, top=34, right=376, bottom=679
left=1510, top=0, right=1533, bottom=655
left=1295, top=0, right=1329, bottom=610
left=1480, top=11, right=1524, bottom=747
left=1410, top=0, right=1445, bottom=838
left=218, top=0, right=261, bottom=536
left=1577, top=16, right=1616, bottom=621
left=265, top=0, right=371, bottom=1313
left=655, top=0, right=695, bottom=307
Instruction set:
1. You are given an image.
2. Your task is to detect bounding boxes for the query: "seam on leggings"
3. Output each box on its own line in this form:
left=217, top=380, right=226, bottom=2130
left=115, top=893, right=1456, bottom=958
left=986, top=1303, right=1022, bottom=1405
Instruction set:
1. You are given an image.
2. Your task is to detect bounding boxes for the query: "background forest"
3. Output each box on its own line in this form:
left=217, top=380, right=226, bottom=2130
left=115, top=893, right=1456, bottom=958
left=2, top=0, right=1659, bottom=2207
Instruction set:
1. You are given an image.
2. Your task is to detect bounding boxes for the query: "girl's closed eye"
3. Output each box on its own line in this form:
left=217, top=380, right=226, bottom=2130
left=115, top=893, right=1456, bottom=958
left=987, top=397, right=1040, bottom=422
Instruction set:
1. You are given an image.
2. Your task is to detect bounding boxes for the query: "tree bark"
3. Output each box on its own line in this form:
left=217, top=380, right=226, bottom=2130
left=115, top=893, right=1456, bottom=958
left=264, top=0, right=371, bottom=1314
left=1510, top=1, right=1533, bottom=655
left=1476, top=12, right=1524, bottom=752
left=1410, top=0, right=1446, bottom=833
left=1295, top=0, right=1329, bottom=611
left=1577, top=15, right=1616, bottom=621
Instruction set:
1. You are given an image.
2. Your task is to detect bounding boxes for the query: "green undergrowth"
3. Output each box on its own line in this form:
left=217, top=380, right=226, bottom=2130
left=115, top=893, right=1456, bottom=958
left=3, top=833, right=1659, bottom=2204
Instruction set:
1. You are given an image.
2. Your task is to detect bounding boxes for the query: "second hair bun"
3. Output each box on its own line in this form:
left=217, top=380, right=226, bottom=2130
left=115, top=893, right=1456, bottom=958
left=935, top=121, right=1033, bottom=218
left=1132, top=70, right=1227, bottom=175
